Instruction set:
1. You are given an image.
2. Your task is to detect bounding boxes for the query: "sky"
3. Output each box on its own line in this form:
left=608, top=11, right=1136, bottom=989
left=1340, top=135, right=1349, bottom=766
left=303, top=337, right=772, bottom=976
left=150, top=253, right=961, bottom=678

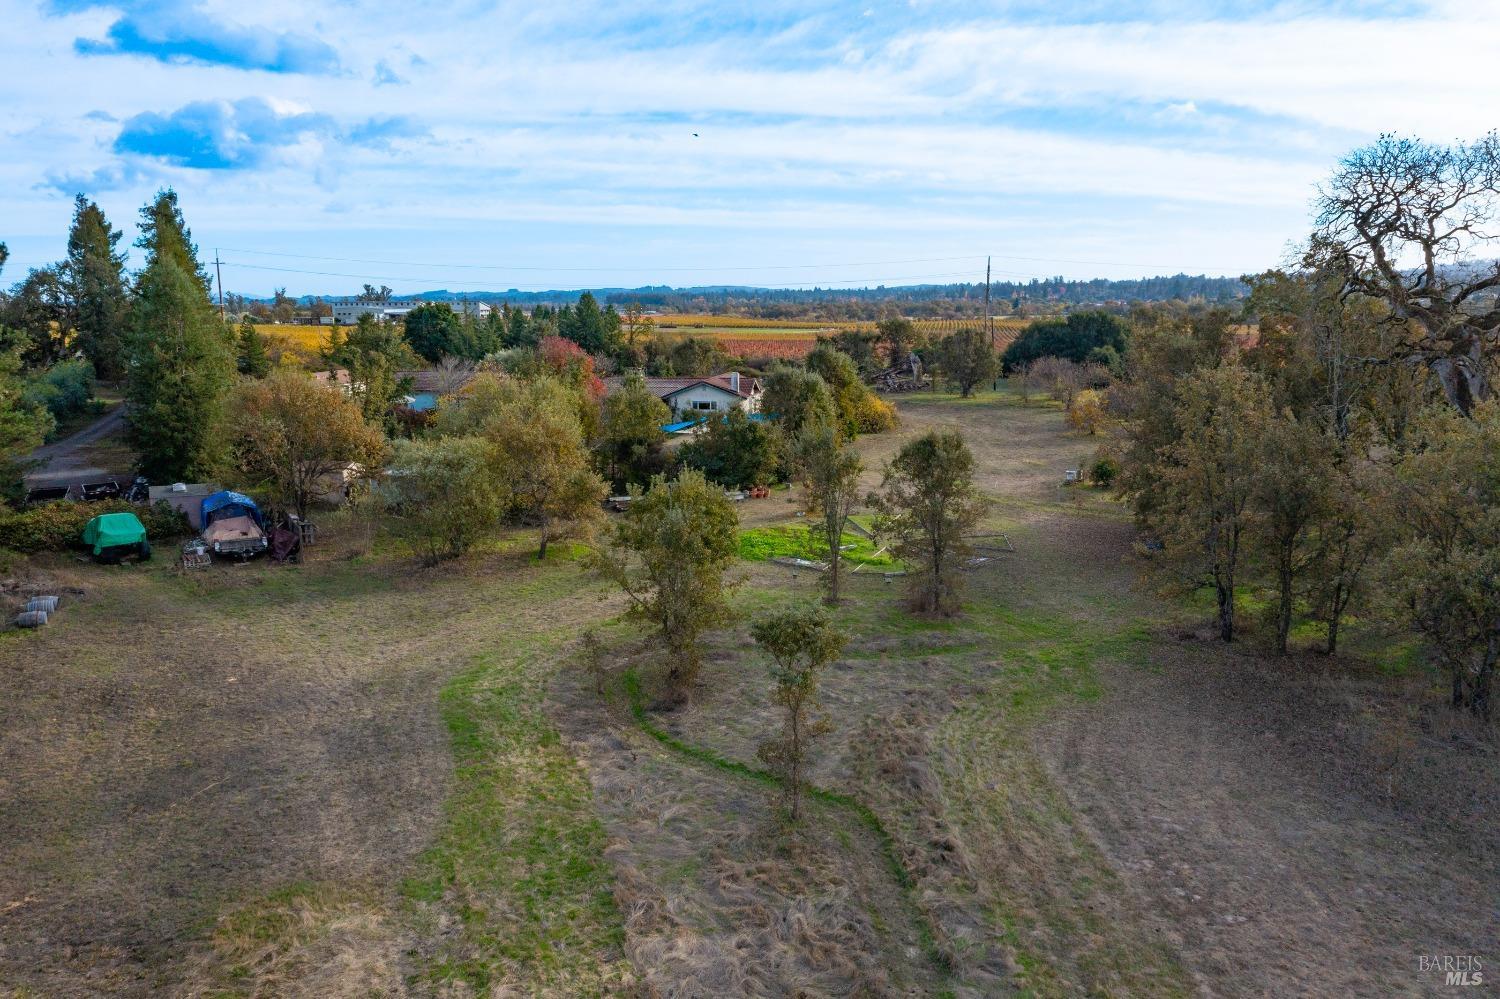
left=0, top=0, right=1495, bottom=296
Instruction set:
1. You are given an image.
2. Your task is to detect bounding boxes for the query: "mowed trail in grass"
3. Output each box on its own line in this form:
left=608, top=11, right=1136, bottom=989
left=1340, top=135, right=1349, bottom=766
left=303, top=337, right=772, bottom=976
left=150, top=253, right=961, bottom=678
left=608, top=389, right=1197, bottom=995
left=0, top=536, right=632, bottom=997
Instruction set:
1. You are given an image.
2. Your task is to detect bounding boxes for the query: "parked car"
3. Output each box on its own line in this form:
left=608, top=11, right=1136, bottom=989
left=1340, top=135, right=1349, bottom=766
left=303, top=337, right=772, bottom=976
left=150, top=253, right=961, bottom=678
left=200, top=491, right=269, bottom=559
left=81, top=512, right=151, bottom=563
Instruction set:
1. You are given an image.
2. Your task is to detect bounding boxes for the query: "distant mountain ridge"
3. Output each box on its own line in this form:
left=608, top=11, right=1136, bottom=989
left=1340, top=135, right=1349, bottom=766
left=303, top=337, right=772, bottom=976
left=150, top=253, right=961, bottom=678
left=286, top=273, right=1249, bottom=315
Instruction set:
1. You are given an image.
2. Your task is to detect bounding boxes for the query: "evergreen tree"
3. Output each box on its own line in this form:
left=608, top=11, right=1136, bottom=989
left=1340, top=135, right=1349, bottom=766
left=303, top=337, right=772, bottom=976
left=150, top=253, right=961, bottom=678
left=0, top=327, right=54, bottom=501
left=63, top=195, right=130, bottom=381
left=127, top=200, right=234, bottom=482
left=327, top=313, right=419, bottom=425
left=237, top=319, right=271, bottom=377
left=937, top=327, right=999, bottom=397
left=2, top=266, right=69, bottom=368
left=679, top=407, right=781, bottom=489
left=798, top=421, right=864, bottom=605
left=562, top=291, right=613, bottom=354
left=594, top=468, right=741, bottom=704
left=402, top=303, right=466, bottom=362
left=503, top=304, right=537, bottom=348
left=1001, top=311, right=1128, bottom=373
left=136, top=189, right=210, bottom=294
left=753, top=606, right=845, bottom=821
left=599, top=370, right=671, bottom=489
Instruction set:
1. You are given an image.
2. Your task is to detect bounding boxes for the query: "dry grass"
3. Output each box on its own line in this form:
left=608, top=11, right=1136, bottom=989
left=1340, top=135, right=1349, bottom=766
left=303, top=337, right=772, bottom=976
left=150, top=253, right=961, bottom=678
left=182, top=882, right=401, bottom=998
left=551, top=640, right=950, bottom=997
left=6, top=380, right=1496, bottom=996
left=0, top=527, right=629, bottom=997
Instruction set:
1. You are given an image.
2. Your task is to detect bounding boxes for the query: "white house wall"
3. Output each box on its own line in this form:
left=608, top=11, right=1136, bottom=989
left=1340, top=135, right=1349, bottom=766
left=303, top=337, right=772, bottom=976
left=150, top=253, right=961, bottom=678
left=664, top=385, right=744, bottom=415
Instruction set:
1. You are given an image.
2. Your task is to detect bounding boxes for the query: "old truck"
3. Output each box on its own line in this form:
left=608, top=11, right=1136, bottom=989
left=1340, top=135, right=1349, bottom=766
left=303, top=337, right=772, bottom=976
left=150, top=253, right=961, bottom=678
left=199, top=491, right=269, bottom=559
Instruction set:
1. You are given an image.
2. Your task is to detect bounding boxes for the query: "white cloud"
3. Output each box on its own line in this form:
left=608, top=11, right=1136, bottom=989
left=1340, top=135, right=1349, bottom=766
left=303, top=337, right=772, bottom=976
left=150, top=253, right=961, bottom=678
left=2, top=0, right=1492, bottom=292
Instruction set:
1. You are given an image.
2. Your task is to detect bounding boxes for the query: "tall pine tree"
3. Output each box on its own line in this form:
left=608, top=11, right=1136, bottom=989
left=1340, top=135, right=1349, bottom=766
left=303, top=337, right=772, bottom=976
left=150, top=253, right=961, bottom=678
left=237, top=319, right=271, bottom=377
left=126, top=190, right=234, bottom=482
left=63, top=194, right=130, bottom=381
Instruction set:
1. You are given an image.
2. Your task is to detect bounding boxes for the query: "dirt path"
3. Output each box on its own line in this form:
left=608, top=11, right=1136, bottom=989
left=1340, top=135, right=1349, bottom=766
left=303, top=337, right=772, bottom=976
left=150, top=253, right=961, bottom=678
left=23, top=404, right=128, bottom=487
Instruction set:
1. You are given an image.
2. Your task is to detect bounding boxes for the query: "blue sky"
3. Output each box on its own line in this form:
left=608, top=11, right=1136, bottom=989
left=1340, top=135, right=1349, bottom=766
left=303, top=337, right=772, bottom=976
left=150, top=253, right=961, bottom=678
left=0, top=0, right=1491, bottom=295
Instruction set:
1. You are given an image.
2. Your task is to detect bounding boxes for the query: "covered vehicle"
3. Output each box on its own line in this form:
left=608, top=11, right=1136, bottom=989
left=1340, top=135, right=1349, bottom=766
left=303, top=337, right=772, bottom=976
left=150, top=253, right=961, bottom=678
left=81, top=512, right=151, bottom=563
left=200, top=490, right=269, bottom=558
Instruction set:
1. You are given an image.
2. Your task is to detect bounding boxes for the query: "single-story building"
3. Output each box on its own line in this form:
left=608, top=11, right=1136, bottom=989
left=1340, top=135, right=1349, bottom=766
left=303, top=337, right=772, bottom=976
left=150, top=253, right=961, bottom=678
left=604, top=371, right=762, bottom=418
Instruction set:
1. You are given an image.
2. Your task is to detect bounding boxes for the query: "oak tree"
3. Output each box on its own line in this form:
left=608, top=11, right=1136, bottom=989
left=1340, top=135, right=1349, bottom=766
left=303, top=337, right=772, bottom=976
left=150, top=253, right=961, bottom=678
left=753, top=606, right=845, bottom=821
left=870, top=429, right=986, bottom=616
left=595, top=469, right=740, bottom=704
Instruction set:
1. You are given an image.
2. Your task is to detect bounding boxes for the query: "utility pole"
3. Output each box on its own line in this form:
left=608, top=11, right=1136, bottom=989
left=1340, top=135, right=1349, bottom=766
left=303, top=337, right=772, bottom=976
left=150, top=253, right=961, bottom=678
left=213, top=251, right=225, bottom=321
left=984, top=256, right=993, bottom=347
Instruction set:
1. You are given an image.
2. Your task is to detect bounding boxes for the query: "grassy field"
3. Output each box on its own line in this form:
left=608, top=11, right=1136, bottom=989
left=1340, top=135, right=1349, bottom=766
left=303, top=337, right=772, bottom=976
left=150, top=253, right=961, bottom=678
left=4, top=386, right=1494, bottom=996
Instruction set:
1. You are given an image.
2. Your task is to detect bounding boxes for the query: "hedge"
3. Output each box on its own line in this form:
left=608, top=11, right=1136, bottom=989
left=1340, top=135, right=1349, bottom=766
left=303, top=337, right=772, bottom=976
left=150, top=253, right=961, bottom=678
left=0, top=500, right=189, bottom=554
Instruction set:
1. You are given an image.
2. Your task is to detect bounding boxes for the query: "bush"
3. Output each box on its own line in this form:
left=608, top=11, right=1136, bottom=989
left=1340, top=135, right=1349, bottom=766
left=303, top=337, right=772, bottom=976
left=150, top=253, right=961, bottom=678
left=678, top=408, right=781, bottom=489
left=0, top=499, right=188, bottom=553
left=25, top=359, right=97, bottom=423
left=385, top=435, right=503, bottom=563
left=1090, top=454, right=1121, bottom=488
left=849, top=392, right=898, bottom=434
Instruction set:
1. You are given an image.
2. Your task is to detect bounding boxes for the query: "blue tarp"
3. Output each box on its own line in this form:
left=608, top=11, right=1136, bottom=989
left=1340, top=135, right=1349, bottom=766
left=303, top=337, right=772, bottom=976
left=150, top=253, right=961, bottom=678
left=660, top=412, right=770, bottom=433
left=201, top=490, right=265, bottom=529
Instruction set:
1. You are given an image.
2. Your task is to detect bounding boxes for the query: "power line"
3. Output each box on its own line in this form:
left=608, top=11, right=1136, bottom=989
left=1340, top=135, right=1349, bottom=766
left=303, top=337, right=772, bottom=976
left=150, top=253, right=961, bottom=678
left=216, top=247, right=988, bottom=274
left=218, top=245, right=1241, bottom=275
left=986, top=251, right=1240, bottom=273
left=217, top=259, right=1030, bottom=290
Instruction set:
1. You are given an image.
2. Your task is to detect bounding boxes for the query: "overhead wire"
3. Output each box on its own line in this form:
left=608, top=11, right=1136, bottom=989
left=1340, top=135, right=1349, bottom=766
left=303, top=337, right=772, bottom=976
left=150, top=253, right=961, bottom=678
left=216, top=247, right=990, bottom=274
left=216, top=259, right=1039, bottom=290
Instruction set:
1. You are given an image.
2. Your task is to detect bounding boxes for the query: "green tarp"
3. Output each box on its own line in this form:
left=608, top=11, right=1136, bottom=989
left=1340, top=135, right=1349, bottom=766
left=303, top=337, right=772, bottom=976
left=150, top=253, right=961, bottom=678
left=81, top=512, right=147, bottom=554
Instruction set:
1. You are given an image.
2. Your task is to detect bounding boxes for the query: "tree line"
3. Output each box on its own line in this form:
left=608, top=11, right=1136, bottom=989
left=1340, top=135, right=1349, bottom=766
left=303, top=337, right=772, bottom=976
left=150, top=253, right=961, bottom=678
left=600, top=273, right=1245, bottom=321
left=1107, top=133, right=1500, bottom=721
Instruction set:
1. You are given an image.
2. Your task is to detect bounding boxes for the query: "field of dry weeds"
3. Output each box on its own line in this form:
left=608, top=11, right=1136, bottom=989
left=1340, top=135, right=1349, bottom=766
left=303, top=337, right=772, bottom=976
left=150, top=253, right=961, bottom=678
left=2, top=388, right=1495, bottom=997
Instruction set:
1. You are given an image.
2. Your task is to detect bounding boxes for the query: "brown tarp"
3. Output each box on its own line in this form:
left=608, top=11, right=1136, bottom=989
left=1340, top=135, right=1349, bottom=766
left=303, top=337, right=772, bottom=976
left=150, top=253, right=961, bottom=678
left=202, top=515, right=263, bottom=545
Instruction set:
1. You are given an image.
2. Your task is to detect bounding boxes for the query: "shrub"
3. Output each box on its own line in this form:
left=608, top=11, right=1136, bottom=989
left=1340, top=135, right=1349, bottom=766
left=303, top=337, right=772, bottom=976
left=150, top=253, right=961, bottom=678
left=0, top=499, right=187, bottom=553
left=1090, top=454, right=1121, bottom=488
left=849, top=392, right=898, bottom=434
left=385, top=435, right=503, bottom=563
left=25, top=359, right=97, bottom=423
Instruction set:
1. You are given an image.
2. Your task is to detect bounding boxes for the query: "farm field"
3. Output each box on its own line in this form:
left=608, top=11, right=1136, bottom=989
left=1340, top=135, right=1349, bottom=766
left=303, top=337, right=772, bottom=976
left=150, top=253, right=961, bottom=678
left=255, top=314, right=1031, bottom=366
left=255, top=323, right=332, bottom=365
left=4, top=389, right=1488, bottom=996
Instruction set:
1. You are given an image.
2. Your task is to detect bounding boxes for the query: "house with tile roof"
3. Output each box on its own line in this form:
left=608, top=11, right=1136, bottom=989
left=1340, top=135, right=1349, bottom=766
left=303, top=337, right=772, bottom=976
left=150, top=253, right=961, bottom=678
left=604, top=371, right=762, bottom=418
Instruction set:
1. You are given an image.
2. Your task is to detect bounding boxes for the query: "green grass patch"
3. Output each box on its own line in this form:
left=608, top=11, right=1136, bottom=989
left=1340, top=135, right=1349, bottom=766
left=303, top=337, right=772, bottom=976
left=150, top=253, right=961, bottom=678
left=738, top=524, right=901, bottom=569
left=402, top=585, right=630, bottom=995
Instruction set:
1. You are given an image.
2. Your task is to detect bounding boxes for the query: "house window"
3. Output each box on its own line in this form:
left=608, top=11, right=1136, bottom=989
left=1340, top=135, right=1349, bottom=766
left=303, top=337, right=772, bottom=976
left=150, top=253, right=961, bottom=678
left=693, top=400, right=717, bottom=411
